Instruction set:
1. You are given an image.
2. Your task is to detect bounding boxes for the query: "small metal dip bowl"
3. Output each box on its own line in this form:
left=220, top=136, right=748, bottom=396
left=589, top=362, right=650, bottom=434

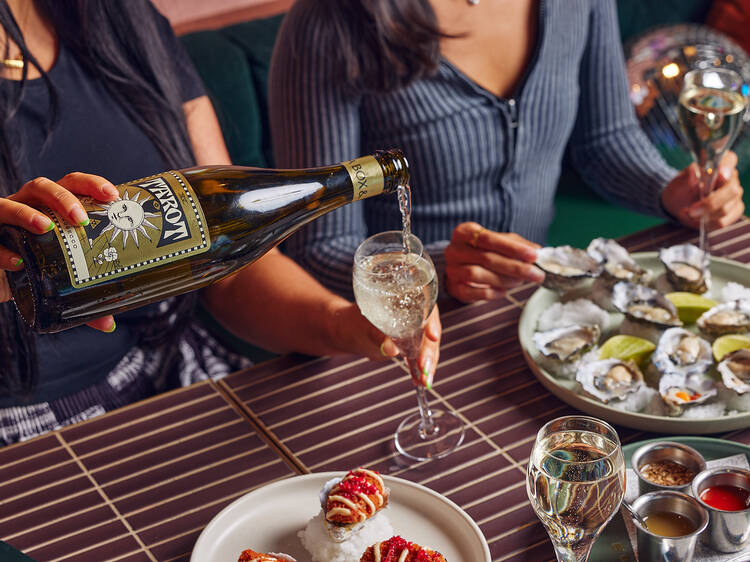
left=632, top=441, right=706, bottom=495
left=692, top=466, right=750, bottom=553
left=632, top=490, right=708, bottom=562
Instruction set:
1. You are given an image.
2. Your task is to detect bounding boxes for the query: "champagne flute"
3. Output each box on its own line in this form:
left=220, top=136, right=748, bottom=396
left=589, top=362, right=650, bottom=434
left=526, top=416, right=625, bottom=562
left=353, top=230, right=464, bottom=461
left=678, top=67, right=747, bottom=252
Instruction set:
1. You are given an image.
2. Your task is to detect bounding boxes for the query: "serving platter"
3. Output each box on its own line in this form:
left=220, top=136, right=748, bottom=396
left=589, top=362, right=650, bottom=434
left=191, top=472, right=491, bottom=562
left=519, top=252, right=750, bottom=434
left=588, top=436, right=750, bottom=561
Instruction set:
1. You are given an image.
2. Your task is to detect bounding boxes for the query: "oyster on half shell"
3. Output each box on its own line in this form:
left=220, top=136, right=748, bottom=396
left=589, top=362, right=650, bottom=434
left=612, top=282, right=682, bottom=328
left=652, top=327, right=713, bottom=377
left=658, top=373, right=717, bottom=415
left=587, top=238, right=651, bottom=285
left=576, top=358, right=644, bottom=404
left=659, top=244, right=711, bottom=294
left=696, top=300, right=750, bottom=336
left=535, top=246, right=603, bottom=292
left=718, top=349, right=750, bottom=394
left=533, top=324, right=601, bottom=362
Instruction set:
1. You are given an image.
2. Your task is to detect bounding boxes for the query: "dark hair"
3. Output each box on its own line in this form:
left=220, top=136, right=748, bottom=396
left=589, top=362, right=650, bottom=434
left=319, top=0, right=452, bottom=93
left=0, top=0, right=197, bottom=396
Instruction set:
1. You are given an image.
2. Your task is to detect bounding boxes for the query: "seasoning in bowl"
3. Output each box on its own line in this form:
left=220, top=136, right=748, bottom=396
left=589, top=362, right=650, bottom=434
left=699, top=485, right=750, bottom=511
left=632, top=441, right=706, bottom=495
left=643, top=510, right=698, bottom=537
left=640, top=460, right=697, bottom=487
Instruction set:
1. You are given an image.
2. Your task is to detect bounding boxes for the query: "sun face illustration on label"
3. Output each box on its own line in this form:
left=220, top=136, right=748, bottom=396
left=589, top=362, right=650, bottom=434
left=89, top=190, right=160, bottom=249
left=47, top=171, right=211, bottom=288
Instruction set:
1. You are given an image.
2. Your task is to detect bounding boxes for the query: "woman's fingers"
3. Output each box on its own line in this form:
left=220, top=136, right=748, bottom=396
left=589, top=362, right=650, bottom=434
left=9, top=174, right=119, bottom=229
left=56, top=172, right=119, bottom=200
left=719, top=150, right=739, bottom=175
left=0, top=272, right=10, bottom=303
left=418, top=306, right=441, bottom=388
left=453, top=222, right=539, bottom=262
left=714, top=198, right=745, bottom=228
left=10, top=176, right=91, bottom=226
left=0, top=197, right=55, bottom=233
left=85, top=315, right=116, bottom=333
left=0, top=246, right=24, bottom=271
left=684, top=168, right=743, bottom=228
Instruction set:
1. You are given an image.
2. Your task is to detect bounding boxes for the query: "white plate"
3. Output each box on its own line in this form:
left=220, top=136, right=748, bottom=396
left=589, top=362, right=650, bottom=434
left=191, top=472, right=491, bottom=562
left=519, top=251, right=750, bottom=434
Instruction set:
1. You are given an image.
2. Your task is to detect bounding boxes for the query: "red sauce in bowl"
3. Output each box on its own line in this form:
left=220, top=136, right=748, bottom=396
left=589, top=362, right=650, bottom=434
left=700, top=485, right=750, bottom=511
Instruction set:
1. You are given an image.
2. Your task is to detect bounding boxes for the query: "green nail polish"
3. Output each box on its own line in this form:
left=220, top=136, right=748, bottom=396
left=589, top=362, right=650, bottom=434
left=423, top=366, right=432, bottom=389
left=14, top=258, right=23, bottom=267
left=79, top=218, right=90, bottom=227
left=45, top=222, right=55, bottom=231
left=105, top=320, right=116, bottom=333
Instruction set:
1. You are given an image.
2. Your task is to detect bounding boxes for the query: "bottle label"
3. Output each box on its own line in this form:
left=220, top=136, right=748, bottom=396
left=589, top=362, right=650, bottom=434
left=344, top=155, right=385, bottom=201
left=48, top=171, right=211, bottom=288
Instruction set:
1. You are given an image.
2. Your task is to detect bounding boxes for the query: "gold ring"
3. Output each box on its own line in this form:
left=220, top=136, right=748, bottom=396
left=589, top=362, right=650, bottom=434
left=470, top=227, right=483, bottom=248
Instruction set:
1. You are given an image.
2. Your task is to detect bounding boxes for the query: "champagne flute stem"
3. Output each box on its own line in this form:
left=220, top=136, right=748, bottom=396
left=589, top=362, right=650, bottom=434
left=698, top=162, right=718, bottom=253
left=552, top=542, right=594, bottom=562
left=413, top=382, right=436, bottom=436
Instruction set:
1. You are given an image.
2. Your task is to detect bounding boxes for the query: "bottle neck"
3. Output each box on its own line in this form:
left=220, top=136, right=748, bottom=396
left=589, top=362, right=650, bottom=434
left=374, top=149, right=410, bottom=194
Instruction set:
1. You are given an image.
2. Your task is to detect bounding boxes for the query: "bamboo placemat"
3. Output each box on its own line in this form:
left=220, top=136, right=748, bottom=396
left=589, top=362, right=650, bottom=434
left=0, top=382, right=298, bottom=562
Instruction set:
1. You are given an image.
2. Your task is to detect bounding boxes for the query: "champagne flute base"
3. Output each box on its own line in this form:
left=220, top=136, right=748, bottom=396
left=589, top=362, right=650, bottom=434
left=394, top=409, right=465, bottom=461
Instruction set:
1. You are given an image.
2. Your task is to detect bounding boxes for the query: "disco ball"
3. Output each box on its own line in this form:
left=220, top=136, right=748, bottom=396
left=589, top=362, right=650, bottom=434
left=625, top=24, right=750, bottom=169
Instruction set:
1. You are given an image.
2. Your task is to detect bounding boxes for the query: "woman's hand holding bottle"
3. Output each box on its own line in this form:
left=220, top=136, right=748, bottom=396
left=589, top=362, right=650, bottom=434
left=0, top=172, right=118, bottom=332
left=444, top=221, right=545, bottom=302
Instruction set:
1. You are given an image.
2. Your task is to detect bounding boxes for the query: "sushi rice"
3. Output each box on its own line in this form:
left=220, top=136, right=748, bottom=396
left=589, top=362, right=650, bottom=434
left=298, top=511, right=394, bottom=562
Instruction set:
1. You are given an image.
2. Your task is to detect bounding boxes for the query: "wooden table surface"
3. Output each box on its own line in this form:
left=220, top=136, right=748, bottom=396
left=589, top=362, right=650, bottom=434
left=2, top=219, right=750, bottom=562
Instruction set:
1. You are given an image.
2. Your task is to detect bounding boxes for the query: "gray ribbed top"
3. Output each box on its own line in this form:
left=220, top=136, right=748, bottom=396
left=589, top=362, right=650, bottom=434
left=269, top=0, right=677, bottom=299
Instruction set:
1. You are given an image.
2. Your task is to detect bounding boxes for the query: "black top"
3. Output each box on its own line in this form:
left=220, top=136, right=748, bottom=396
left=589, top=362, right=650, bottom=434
left=0, top=9, right=204, bottom=406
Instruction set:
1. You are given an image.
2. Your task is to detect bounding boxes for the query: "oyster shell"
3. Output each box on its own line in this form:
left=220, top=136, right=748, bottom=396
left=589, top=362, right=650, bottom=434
left=651, top=328, right=713, bottom=376
left=659, top=373, right=717, bottom=414
left=718, top=349, right=750, bottom=394
left=535, top=246, right=603, bottom=292
left=696, top=300, right=750, bottom=336
left=659, top=244, right=711, bottom=294
left=612, top=282, right=682, bottom=328
left=576, top=359, right=644, bottom=404
left=587, top=238, right=651, bottom=285
left=533, top=324, right=601, bottom=362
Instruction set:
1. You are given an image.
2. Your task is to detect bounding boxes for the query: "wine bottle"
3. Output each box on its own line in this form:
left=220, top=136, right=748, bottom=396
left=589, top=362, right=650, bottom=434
left=0, top=149, right=410, bottom=333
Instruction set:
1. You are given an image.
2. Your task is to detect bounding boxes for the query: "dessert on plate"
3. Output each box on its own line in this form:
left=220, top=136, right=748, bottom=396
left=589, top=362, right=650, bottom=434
left=299, top=468, right=394, bottom=562
left=360, top=535, right=447, bottom=562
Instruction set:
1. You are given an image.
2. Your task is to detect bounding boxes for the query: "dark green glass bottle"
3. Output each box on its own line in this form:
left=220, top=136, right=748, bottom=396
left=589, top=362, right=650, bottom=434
left=0, top=149, right=409, bottom=333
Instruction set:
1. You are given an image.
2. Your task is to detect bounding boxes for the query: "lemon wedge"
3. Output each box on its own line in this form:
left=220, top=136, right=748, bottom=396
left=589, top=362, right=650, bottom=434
left=599, top=335, right=656, bottom=368
left=665, top=292, right=718, bottom=324
left=712, top=334, right=750, bottom=362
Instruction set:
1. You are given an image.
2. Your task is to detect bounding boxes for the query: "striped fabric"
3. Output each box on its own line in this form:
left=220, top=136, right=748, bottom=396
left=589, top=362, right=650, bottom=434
left=269, top=0, right=677, bottom=299
left=0, top=322, right=251, bottom=447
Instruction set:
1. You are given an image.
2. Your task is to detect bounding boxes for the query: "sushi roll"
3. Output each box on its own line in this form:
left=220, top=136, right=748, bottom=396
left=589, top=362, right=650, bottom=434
left=325, top=468, right=389, bottom=542
left=360, top=536, right=447, bottom=562
left=237, top=550, right=296, bottom=562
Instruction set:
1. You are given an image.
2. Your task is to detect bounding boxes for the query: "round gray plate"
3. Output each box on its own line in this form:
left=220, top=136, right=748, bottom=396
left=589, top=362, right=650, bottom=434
left=519, top=252, right=750, bottom=434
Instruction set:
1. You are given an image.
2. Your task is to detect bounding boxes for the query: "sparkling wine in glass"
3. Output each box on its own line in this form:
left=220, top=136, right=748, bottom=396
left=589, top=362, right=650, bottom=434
left=526, top=416, right=625, bottom=562
left=353, top=229, right=464, bottom=461
left=678, top=67, right=747, bottom=252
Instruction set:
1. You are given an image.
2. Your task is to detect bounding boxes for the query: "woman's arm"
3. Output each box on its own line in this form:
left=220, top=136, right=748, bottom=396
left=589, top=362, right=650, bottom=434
left=567, top=0, right=677, bottom=216
left=268, top=0, right=368, bottom=300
